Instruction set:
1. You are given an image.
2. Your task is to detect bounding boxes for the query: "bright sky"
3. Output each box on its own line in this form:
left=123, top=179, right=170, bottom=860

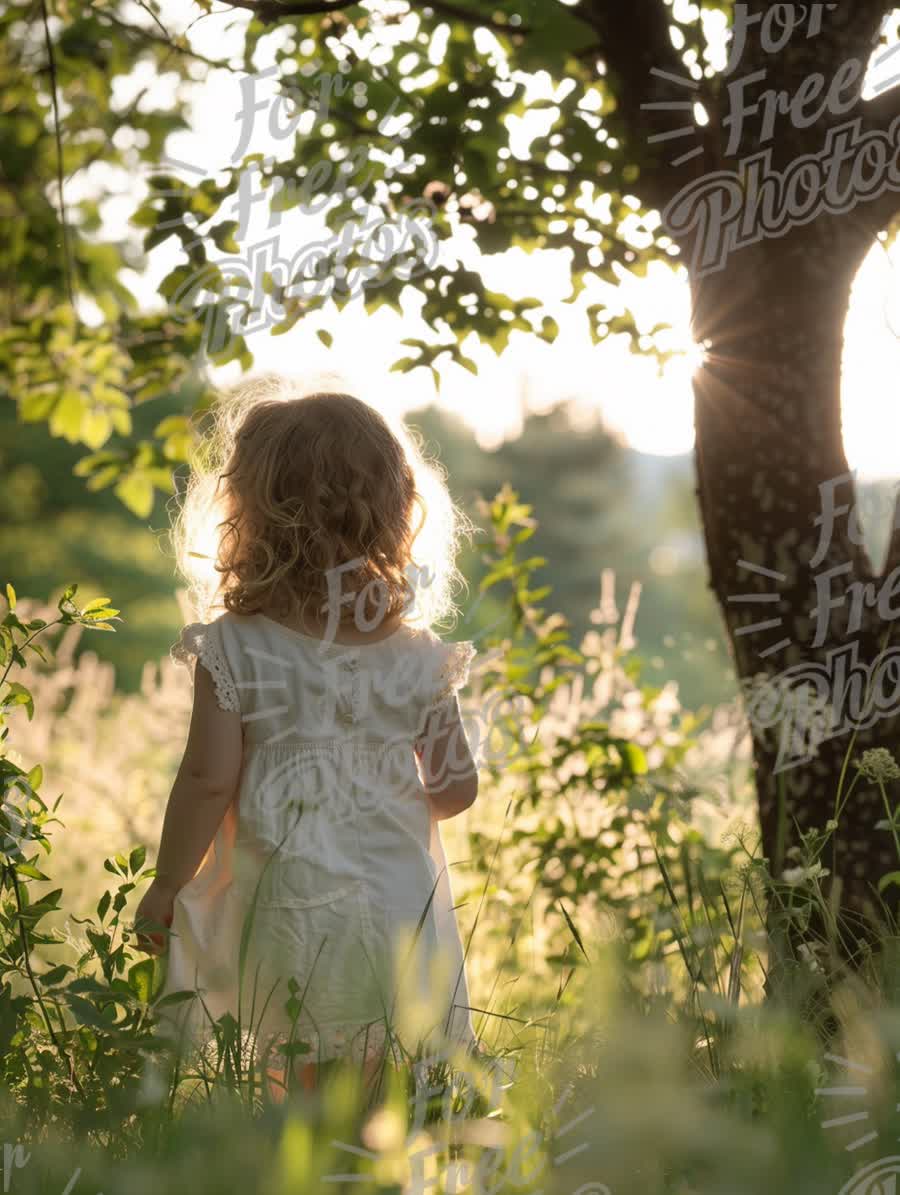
left=85, top=2, right=900, bottom=472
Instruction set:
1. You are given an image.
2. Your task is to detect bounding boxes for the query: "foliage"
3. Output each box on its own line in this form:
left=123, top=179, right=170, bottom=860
left=411, top=402, right=735, bottom=710
left=3, top=490, right=900, bottom=1189
left=0, top=583, right=170, bottom=1134
left=1, top=1, right=208, bottom=513
left=446, top=485, right=756, bottom=1061
left=0, top=0, right=721, bottom=516
left=1, top=487, right=740, bottom=1135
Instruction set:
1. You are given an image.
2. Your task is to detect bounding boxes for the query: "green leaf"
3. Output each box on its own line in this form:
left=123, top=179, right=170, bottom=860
left=128, top=958, right=158, bottom=1003
left=15, top=862, right=49, bottom=881
left=557, top=899, right=589, bottom=961
left=81, top=607, right=120, bottom=623
left=155, top=988, right=196, bottom=1009
left=2, top=684, right=34, bottom=721
left=81, top=410, right=112, bottom=450
left=19, top=390, right=58, bottom=423
left=129, top=845, right=146, bottom=874
left=114, top=472, right=155, bottom=518
left=210, top=220, right=240, bottom=253
left=540, top=316, right=559, bottom=344
left=65, top=994, right=110, bottom=1029
left=5, top=584, right=15, bottom=611
left=48, top=390, right=86, bottom=443
left=623, top=742, right=649, bottom=775
left=82, top=596, right=113, bottom=614
left=389, top=356, right=421, bottom=375
left=39, top=964, right=73, bottom=987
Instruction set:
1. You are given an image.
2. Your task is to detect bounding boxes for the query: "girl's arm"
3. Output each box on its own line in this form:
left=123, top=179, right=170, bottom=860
left=135, top=659, right=243, bottom=953
left=415, top=698, right=478, bottom=821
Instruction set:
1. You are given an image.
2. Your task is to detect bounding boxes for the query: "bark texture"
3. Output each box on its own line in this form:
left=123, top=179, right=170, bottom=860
left=684, top=6, right=900, bottom=931
left=577, top=0, right=900, bottom=933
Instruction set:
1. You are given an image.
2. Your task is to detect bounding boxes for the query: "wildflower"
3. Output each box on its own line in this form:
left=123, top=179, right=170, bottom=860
left=798, top=942, right=823, bottom=973
left=855, top=748, right=900, bottom=784
left=825, top=819, right=838, bottom=833
left=781, top=862, right=829, bottom=886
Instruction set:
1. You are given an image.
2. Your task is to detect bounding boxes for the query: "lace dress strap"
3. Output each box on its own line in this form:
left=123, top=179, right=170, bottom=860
left=171, top=621, right=240, bottom=714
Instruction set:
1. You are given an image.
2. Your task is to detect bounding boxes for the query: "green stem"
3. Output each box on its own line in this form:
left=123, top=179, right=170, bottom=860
left=2, top=861, right=85, bottom=1098
left=0, top=616, right=64, bottom=691
left=828, top=621, right=894, bottom=881
left=878, top=781, right=900, bottom=864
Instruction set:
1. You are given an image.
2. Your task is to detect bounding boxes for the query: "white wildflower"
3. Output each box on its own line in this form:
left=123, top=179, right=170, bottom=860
left=781, top=861, right=829, bottom=886
left=855, top=748, right=900, bottom=784
left=798, top=942, right=822, bottom=973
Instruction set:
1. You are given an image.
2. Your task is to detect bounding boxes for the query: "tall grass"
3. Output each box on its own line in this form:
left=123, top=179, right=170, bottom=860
left=2, top=492, right=900, bottom=1193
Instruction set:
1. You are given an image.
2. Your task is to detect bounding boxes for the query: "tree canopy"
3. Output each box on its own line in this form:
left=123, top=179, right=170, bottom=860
left=3, top=0, right=755, bottom=514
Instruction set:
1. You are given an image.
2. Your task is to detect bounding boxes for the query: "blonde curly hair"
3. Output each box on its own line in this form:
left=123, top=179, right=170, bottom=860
left=171, top=373, right=472, bottom=632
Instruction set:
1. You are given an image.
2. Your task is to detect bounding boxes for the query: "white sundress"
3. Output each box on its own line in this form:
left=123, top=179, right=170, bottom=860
left=156, top=610, right=478, bottom=1070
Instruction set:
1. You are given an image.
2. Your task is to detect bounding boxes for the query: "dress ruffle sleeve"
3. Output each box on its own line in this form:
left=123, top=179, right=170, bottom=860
left=430, top=638, right=476, bottom=706
left=171, top=621, right=240, bottom=714
left=412, top=635, right=476, bottom=733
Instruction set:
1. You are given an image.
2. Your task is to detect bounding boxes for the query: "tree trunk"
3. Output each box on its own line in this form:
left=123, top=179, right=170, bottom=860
left=647, top=4, right=900, bottom=953
left=692, top=212, right=900, bottom=943
left=567, top=0, right=900, bottom=945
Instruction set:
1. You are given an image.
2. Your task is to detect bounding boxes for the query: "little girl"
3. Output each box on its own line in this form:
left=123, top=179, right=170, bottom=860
left=134, top=378, right=481, bottom=1096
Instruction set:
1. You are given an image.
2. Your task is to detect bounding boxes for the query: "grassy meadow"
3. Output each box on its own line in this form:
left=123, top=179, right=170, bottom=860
left=1, top=488, right=898, bottom=1195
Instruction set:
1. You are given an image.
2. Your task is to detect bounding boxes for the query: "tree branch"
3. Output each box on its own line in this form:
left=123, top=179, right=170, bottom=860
left=566, top=0, right=711, bottom=214
left=93, top=7, right=235, bottom=71
left=223, top=0, right=364, bottom=22
left=39, top=0, right=77, bottom=315
left=422, top=1, right=532, bottom=36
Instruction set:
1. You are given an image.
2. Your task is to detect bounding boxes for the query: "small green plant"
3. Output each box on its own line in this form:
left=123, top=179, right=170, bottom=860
left=456, top=487, right=754, bottom=1072
left=0, top=583, right=173, bottom=1137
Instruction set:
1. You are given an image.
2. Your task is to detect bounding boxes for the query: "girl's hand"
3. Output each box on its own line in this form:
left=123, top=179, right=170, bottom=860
left=134, top=879, right=175, bottom=955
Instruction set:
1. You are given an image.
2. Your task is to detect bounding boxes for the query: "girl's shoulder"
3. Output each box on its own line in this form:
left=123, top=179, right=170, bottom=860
left=173, top=611, right=475, bottom=673
left=169, top=612, right=241, bottom=712
left=171, top=609, right=242, bottom=655
left=170, top=610, right=264, bottom=678
left=396, top=624, right=478, bottom=702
